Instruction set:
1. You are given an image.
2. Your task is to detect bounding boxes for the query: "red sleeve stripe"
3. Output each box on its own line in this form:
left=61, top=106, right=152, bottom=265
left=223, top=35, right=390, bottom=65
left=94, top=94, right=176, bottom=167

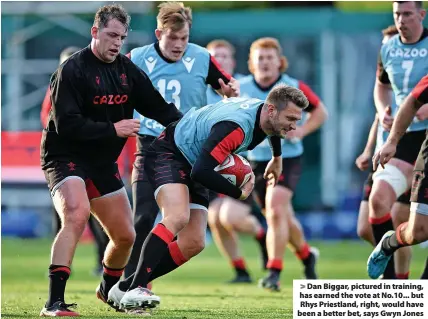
left=210, top=55, right=231, bottom=81
left=40, top=87, right=52, bottom=127
left=411, top=75, right=428, bottom=104
left=298, top=81, right=320, bottom=109
left=210, top=127, right=245, bottom=164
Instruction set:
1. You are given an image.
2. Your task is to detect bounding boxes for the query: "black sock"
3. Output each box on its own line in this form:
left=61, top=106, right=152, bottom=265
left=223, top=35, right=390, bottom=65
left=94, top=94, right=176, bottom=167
left=421, top=256, right=428, bottom=279
left=381, top=231, right=405, bottom=256
left=46, top=265, right=70, bottom=307
left=149, top=241, right=187, bottom=281
left=100, top=262, right=124, bottom=297
left=371, top=215, right=396, bottom=279
left=128, top=223, right=174, bottom=290
left=254, top=229, right=268, bottom=268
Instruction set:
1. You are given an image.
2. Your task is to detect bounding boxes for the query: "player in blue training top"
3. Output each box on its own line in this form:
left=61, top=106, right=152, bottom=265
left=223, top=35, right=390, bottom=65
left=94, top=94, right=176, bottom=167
left=115, top=84, right=309, bottom=310
left=206, top=39, right=245, bottom=104
left=119, top=1, right=240, bottom=299
left=355, top=25, right=416, bottom=280
left=369, top=75, right=428, bottom=280
left=368, top=0, right=428, bottom=279
left=240, top=37, right=327, bottom=291
left=205, top=39, right=269, bottom=284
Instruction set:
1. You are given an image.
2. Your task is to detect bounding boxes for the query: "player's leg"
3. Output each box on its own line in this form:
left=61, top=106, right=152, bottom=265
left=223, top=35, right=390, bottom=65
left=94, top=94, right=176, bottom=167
left=90, top=166, right=135, bottom=305
left=40, top=162, right=89, bottom=317
left=391, top=196, right=412, bottom=279
left=209, top=197, right=253, bottom=283
left=287, top=209, right=319, bottom=280
left=368, top=142, right=428, bottom=279
left=88, top=215, right=109, bottom=275
left=125, top=138, right=160, bottom=278
left=369, top=159, right=412, bottom=278
left=357, top=173, right=375, bottom=245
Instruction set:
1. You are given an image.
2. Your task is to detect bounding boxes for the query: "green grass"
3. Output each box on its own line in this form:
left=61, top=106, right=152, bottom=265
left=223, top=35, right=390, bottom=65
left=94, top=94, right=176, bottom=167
left=2, top=237, right=427, bottom=318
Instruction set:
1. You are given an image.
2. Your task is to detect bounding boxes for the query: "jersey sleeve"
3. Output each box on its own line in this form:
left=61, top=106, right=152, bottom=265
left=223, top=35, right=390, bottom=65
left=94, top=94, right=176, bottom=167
left=40, top=87, right=52, bottom=128
left=131, top=65, right=183, bottom=126
left=206, top=55, right=232, bottom=90
left=411, top=75, right=428, bottom=104
left=191, top=121, right=245, bottom=199
left=298, top=81, right=321, bottom=112
left=376, top=51, right=390, bottom=84
left=52, top=63, right=117, bottom=141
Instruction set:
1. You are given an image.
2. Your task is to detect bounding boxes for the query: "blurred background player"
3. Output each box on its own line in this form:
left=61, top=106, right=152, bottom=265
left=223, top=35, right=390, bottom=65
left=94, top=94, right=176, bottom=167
left=369, top=0, right=428, bottom=279
left=369, top=75, right=428, bottom=280
left=121, top=1, right=239, bottom=297
left=206, top=39, right=245, bottom=104
left=40, top=46, right=109, bottom=277
left=206, top=39, right=268, bottom=284
left=240, top=37, right=328, bottom=291
left=355, top=25, right=413, bottom=279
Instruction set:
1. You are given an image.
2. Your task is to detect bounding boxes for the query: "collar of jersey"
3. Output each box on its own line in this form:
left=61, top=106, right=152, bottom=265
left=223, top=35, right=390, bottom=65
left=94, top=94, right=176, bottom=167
left=252, top=75, right=283, bottom=92
left=154, top=42, right=180, bottom=64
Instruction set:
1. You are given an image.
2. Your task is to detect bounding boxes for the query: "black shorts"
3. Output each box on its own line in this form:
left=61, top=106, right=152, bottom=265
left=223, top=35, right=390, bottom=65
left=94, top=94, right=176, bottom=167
left=362, top=168, right=410, bottom=204
left=132, top=134, right=157, bottom=185
left=250, top=156, right=302, bottom=209
left=394, top=130, right=426, bottom=164
left=410, top=133, right=428, bottom=205
left=43, top=160, right=124, bottom=200
left=145, top=124, right=210, bottom=210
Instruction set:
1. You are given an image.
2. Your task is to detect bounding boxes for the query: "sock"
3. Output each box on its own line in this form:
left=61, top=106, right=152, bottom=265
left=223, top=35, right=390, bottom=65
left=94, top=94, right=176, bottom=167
left=370, top=213, right=396, bottom=279
left=295, top=243, right=312, bottom=266
left=254, top=228, right=268, bottom=267
left=148, top=241, right=188, bottom=281
left=267, top=259, right=283, bottom=273
left=396, top=272, right=409, bottom=279
left=100, top=262, right=124, bottom=297
left=421, top=256, right=428, bottom=279
left=232, top=257, right=249, bottom=276
left=46, top=265, right=71, bottom=307
left=128, top=223, right=174, bottom=290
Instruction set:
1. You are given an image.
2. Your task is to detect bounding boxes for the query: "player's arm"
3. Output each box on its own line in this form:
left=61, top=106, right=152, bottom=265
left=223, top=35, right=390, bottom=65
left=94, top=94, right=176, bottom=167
left=206, top=55, right=240, bottom=98
left=374, top=52, right=393, bottom=123
left=52, top=64, right=117, bottom=141
left=41, top=87, right=52, bottom=128
left=297, top=81, right=328, bottom=137
left=132, top=66, right=183, bottom=126
left=387, top=76, right=428, bottom=145
left=191, top=121, right=246, bottom=199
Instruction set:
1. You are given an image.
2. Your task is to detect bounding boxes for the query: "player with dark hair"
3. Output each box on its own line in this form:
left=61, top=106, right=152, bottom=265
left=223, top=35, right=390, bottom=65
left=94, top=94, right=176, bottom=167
left=240, top=37, right=328, bottom=291
left=111, top=84, right=308, bottom=311
left=369, top=75, right=428, bottom=280
left=355, top=25, right=414, bottom=279
left=39, top=4, right=181, bottom=316
left=41, top=46, right=109, bottom=277
left=368, top=0, right=428, bottom=279
left=123, top=2, right=239, bottom=285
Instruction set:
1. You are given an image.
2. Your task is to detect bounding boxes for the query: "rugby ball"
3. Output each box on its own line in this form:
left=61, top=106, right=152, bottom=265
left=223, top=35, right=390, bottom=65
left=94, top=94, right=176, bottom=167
left=214, top=154, right=252, bottom=188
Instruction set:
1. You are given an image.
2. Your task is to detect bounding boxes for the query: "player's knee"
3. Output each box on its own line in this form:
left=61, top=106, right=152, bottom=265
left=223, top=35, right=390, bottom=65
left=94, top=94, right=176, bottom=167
left=357, top=223, right=372, bottom=242
left=113, top=227, right=136, bottom=249
left=369, top=189, right=393, bottom=216
left=62, top=202, right=90, bottom=232
left=266, top=187, right=291, bottom=221
left=185, top=235, right=205, bottom=258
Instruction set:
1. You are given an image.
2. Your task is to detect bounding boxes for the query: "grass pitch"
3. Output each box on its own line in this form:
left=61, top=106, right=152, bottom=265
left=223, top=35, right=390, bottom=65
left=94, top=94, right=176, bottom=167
left=2, top=237, right=427, bottom=318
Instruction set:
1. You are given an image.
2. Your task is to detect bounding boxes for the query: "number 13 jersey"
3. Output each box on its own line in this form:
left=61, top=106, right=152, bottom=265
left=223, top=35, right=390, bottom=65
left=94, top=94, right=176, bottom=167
left=129, top=42, right=230, bottom=137
left=378, top=28, right=428, bottom=132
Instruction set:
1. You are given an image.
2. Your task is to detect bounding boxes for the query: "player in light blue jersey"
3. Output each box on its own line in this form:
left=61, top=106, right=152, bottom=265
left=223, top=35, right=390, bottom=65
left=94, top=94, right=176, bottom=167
left=240, top=38, right=327, bottom=291
left=115, top=85, right=308, bottom=309
left=120, top=1, right=240, bottom=292
left=355, top=25, right=413, bottom=280
left=204, top=39, right=269, bottom=284
left=369, top=1, right=428, bottom=279
left=206, top=40, right=246, bottom=104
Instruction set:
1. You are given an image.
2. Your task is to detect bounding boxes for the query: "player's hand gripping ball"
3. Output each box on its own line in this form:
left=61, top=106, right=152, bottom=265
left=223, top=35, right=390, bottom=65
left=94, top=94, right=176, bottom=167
left=214, top=154, right=253, bottom=187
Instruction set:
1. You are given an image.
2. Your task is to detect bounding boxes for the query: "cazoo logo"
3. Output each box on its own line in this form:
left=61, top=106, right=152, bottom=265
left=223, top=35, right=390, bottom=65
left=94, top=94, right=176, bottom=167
left=390, top=47, right=427, bottom=58
left=93, top=94, right=128, bottom=105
